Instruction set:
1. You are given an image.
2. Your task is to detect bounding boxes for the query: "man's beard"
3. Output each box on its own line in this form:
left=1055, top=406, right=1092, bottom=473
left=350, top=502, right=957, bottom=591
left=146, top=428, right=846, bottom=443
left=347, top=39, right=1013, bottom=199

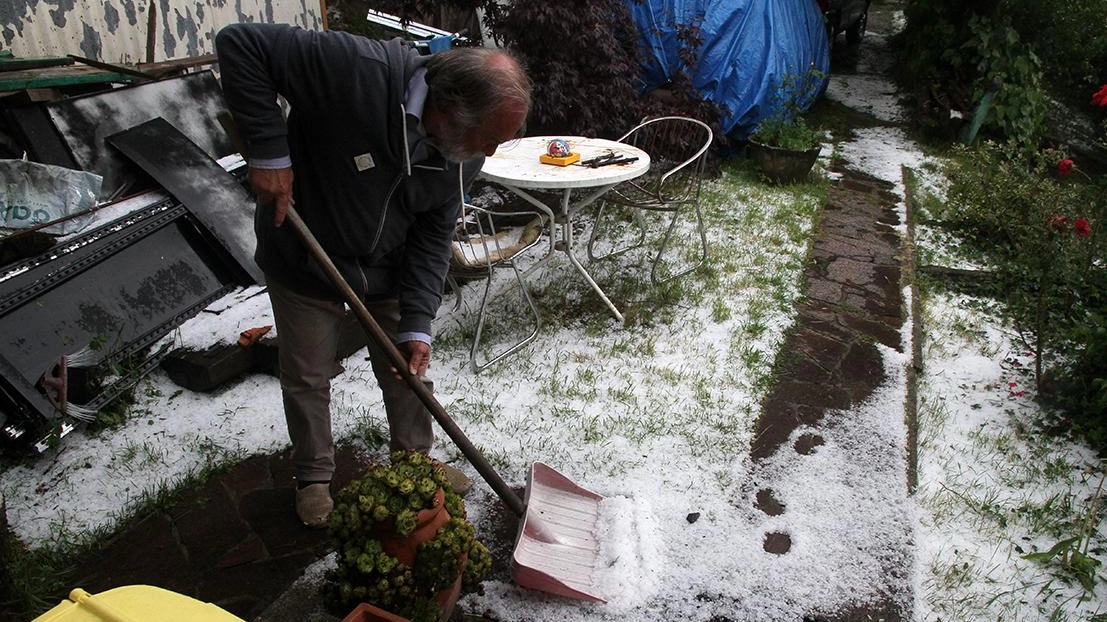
left=429, top=123, right=481, bottom=163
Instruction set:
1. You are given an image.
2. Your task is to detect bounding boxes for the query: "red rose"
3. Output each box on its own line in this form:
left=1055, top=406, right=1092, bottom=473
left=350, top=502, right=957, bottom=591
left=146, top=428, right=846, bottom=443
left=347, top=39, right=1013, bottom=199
left=1074, top=217, right=1091, bottom=237
left=1093, top=84, right=1107, bottom=107
left=1058, top=159, right=1074, bottom=177
left=1046, top=215, right=1069, bottom=232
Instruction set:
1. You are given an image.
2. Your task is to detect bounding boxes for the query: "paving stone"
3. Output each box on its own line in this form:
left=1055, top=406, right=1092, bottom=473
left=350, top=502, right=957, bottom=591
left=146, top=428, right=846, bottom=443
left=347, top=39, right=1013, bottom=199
left=267, top=449, right=300, bottom=487
left=793, top=433, right=826, bottom=455
left=807, top=279, right=845, bottom=305
left=240, top=487, right=331, bottom=559
left=827, top=257, right=877, bottom=285
left=220, top=452, right=274, bottom=499
left=840, top=342, right=886, bottom=402
left=763, top=531, right=792, bottom=555
left=780, top=355, right=836, bottom=385
left=803, top=313, right=855, bottom=341
left=779, top=381, right=852, bottom=410
left=751, top=400, right=829, bottom=461
left=813, top=234, right=876, bottom=259
left=198, top=549, right=324, bottom=620
left=794, top=327, right=851, bottom=363
left=839, top=313, right=903, bottom=350
left=216, top=532, right=269, bottom=568
left=65, top=512, right=202, bottom=598
left=172, top=476, right=256, bottom=570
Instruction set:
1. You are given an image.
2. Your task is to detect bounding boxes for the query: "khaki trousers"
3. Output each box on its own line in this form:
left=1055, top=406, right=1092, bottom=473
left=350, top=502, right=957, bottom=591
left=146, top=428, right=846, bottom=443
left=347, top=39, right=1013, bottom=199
left=267, top=281, right=434, bottom=482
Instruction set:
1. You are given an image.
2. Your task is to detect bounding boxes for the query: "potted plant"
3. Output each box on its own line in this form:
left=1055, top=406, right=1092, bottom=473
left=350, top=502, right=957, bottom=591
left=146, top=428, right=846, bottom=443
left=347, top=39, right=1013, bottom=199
left=327, top=451, right=492, bottom=622
left=748, top=71, right=826, bottom=184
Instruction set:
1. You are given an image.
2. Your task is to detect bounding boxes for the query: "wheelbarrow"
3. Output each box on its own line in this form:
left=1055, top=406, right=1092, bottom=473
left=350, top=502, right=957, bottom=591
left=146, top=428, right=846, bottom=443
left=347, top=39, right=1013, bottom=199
left=285, top=206, right=607, bottom=603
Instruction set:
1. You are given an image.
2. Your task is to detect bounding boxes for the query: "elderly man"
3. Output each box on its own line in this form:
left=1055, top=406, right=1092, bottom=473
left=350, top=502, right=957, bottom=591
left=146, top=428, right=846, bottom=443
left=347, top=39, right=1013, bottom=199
left=215, top=23, right=530, bottom=527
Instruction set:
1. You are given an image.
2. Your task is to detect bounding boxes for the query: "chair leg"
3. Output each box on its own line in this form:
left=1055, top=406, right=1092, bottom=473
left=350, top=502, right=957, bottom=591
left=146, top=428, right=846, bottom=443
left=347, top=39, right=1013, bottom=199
left=469, top=258, right=542, bottom=374
left=586, top=200, right=649, bottom=262
left=445, top=273, right=464, bottom=311
left=650, top=201, right=707, bottom=286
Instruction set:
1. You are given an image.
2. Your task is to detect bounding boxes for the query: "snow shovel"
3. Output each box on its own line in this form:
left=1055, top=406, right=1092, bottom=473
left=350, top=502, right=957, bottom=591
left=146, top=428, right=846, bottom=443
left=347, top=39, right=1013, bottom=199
left=285, top=206, right=607, bottom=602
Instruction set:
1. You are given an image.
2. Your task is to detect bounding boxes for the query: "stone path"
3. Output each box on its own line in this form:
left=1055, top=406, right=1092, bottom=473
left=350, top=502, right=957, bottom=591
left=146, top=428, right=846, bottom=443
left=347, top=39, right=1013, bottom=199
left=750, top=167, right=912, bottom=622
left=57, top=448, right=367, bottom=622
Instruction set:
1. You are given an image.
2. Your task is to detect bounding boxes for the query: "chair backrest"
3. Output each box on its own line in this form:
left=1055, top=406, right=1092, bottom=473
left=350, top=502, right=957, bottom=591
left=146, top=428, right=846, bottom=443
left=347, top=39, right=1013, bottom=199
left=614, top=116, right=713, bottom=207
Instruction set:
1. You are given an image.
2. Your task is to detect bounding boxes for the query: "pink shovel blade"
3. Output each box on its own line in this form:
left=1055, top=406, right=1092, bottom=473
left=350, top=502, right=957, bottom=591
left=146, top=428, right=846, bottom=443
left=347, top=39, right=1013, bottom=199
left=511, top=462, right=606, bottom=602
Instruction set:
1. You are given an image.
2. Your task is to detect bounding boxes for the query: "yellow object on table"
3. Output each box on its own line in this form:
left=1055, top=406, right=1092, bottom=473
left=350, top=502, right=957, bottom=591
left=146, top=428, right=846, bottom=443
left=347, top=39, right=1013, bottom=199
left=33, top=587, right=246, bottom=622
left=539, top=152, right=580, bottom=166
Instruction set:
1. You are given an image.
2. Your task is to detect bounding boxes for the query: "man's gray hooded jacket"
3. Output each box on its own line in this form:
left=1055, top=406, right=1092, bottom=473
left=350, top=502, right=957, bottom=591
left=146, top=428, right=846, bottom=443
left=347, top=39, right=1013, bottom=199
left=216, top=23, right=481, bottom=336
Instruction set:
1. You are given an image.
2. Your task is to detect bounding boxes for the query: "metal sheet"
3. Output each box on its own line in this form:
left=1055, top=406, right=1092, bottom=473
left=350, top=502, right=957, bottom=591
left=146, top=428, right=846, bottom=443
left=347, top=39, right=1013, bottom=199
left=1, top=0, right=321, bottom=67
left=107, top=116, right=264, bottom=285
left=1, top=105, right=78, bottom=168
left=0, top=199, right=239, bottom=434
left=45, top=71, right=233, bottom=200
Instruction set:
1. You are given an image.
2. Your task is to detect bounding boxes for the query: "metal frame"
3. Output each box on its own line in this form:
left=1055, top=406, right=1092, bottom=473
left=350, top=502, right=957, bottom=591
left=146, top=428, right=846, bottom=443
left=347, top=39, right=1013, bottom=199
left=0, top=198, right=239, bottom=445
left=586, top=116, right=713, bottom=285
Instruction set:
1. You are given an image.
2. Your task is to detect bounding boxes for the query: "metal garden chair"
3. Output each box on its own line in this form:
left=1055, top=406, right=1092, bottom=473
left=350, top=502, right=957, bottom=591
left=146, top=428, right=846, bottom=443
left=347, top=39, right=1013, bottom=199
left=448, top=196, right=545, bottom=373
left=586, top=116, right=713, bottom=285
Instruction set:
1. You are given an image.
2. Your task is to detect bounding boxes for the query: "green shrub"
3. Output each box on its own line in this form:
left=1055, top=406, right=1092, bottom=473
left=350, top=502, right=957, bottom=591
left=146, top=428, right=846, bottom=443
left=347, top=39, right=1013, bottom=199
left=751, top=116, right=822, bottom=152
left=750, top=70, right=826, bottom=151
left=938, top=141, right=1105, bottom=406
left=894, top=0, right=1106, bottom=144
left=1002, top=0, right=1107, bottom=102
left=1046, top=314, right=1107, bottom=454
left=962, top=15, right=1047, bottom=146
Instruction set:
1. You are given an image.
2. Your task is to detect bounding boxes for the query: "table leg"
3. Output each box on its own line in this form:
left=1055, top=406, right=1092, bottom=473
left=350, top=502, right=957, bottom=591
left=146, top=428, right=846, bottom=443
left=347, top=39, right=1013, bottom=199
left=499, top=184, right=558, bottom=282
left=498, top=183, right=625, bottom=323
left=558, top=189, right=625, bottom=322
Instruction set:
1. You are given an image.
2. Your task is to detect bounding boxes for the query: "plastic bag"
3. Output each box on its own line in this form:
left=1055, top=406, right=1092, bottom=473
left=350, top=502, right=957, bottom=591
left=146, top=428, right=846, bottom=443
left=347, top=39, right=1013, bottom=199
left=0, top=159, right=102, bottom=236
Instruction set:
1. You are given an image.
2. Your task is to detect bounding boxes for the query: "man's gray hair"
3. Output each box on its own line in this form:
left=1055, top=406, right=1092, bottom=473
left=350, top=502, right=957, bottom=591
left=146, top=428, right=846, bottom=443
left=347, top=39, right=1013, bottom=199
left=425, top=47, right=531, bottom=131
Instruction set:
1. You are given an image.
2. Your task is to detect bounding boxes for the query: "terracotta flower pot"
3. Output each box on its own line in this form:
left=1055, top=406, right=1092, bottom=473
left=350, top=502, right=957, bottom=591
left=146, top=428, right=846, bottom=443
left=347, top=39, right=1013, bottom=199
left=748, top=139, right=820, bottom=185
left=341, top=551, right=468, bottom=622
left=376, top=489, right=448, bottom=566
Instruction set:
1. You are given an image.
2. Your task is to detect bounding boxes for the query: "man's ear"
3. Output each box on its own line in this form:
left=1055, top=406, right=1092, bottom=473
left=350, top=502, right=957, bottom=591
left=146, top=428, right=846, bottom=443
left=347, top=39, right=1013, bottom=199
left=422, top=97, right=454, bottom=137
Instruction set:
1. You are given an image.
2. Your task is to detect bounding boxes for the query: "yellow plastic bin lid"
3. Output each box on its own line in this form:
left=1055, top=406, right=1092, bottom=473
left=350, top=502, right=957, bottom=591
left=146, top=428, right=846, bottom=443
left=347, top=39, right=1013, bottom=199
left=33, top=586, right=247, bottom=622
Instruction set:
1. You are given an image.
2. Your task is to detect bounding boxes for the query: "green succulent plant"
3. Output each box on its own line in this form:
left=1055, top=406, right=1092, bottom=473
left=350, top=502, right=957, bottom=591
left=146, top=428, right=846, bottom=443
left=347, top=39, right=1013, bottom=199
left=327, top=451, right=489, bottom=622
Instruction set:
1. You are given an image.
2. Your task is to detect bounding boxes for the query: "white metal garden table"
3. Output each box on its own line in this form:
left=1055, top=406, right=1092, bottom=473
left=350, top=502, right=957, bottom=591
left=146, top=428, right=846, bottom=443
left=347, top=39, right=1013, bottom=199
left=478, top=136, right=651, bottom=322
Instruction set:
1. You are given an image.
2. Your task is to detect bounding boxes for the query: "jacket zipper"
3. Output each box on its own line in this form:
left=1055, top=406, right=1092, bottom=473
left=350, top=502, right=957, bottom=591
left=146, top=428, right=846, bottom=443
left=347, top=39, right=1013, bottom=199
left=359, top=170, right=405, bottom=293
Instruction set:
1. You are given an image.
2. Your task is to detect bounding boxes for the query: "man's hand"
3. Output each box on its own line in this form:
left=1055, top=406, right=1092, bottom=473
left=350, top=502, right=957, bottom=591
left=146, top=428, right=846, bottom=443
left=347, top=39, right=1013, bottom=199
left=396, top=340, right=432, bottom=379
left=249, top=166, right=294, bottom=226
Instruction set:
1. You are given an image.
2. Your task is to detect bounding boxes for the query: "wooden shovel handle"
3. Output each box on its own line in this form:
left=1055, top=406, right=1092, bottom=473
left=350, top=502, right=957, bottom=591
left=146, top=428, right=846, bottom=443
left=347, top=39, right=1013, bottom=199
left=285, top=206, right=526, bottom=517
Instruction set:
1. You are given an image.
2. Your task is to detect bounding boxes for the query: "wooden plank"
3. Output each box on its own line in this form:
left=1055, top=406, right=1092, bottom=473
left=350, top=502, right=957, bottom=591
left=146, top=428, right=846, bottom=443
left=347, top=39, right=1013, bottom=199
left=0, top=64, right=133, bottom=92
left=0, top=56, right=74, bottom=73
left=67, top=54, right=156, bottom=80
left=136, top=54, right=218, bottom=78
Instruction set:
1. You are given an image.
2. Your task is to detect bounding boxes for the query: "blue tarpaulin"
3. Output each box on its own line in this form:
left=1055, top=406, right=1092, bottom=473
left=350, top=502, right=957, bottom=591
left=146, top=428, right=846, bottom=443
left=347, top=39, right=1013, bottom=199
left=628, top=0, right=830, bottom=140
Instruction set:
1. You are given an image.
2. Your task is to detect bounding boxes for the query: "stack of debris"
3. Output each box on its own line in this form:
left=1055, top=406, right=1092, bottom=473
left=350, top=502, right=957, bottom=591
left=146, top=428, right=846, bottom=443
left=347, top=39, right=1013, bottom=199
left=0, top=57, right=322, bottom=451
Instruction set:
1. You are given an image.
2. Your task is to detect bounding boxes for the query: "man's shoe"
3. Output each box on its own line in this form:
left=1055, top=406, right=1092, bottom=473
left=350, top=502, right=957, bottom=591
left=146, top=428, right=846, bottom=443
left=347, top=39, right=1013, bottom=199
left=439, top=464, right=472, bottom=497
left=295, top=482, right=333, bottom=528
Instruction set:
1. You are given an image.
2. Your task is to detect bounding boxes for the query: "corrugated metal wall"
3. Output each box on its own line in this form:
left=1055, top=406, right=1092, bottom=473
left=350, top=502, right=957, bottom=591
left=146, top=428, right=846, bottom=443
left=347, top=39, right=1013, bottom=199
left=1, top=0, right=323, bottom=64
